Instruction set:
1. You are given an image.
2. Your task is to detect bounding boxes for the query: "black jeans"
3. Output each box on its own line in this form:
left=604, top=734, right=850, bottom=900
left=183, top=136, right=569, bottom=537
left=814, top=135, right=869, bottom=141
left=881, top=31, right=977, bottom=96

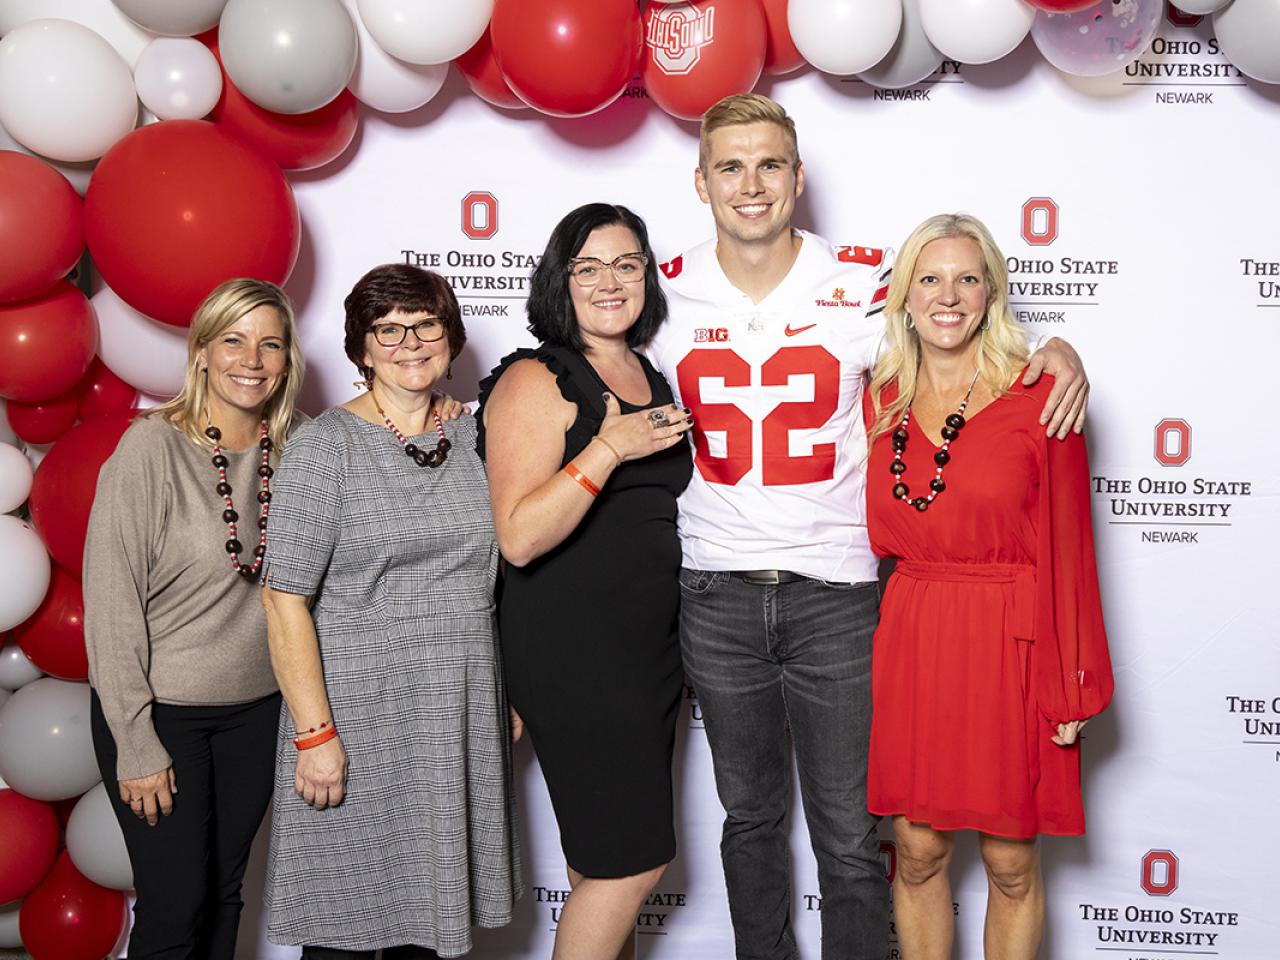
left=90, top=689, right=280, bottom=960
left=301, top=947, right=440, bottom=959
left=679, top=571, right=888, bottom=960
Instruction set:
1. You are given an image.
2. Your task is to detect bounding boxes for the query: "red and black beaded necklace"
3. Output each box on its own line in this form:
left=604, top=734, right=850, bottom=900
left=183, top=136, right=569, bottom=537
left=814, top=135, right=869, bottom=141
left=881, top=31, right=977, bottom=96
left=888, top=370, right=979, bottom=513
left=368, top=390, right=451, bottom=468
left=205, top=421, right=273, bottom=579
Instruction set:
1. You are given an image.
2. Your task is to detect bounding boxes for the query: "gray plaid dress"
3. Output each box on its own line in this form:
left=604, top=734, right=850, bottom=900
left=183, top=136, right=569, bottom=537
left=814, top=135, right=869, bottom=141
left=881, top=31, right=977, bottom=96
left=262, top=407, right=522, bottom=955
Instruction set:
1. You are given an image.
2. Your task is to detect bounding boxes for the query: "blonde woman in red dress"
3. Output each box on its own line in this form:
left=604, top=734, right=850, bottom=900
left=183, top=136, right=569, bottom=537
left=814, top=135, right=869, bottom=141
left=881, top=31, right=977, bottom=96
left=863, top=213, right=1113, bottom=960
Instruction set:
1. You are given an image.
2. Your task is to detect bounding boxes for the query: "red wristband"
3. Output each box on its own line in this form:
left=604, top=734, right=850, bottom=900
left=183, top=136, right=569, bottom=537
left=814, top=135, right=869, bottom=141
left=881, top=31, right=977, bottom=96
left=294, top=726, right=338, bottom=750
left=564, top=461, right=601, bottom=497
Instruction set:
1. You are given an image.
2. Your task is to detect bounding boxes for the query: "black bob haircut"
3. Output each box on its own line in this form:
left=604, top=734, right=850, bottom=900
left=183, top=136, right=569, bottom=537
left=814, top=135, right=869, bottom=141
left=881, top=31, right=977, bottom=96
left=343, top=263, right=466, bottom=381
left=525, top=203, right=668, bottom=350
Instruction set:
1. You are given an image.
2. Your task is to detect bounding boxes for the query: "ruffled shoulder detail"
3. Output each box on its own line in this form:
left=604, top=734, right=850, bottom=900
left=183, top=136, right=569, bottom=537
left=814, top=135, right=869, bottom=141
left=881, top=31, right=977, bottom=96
left=474, top=345, right=595, bottom=460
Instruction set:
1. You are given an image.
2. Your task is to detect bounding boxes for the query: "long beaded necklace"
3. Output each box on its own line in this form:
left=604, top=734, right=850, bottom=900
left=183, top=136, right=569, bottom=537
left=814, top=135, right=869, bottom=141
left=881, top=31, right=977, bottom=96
left=368, top=390, right=451, bottom=468
left=205, top=421, right=273, bottom=579
left=889, top=369, right=980, bottom=513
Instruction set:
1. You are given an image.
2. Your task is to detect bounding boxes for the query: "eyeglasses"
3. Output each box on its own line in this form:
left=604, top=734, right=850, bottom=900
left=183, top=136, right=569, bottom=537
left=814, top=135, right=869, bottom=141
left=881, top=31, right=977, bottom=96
left=370, top=318, right=446, bottom=347
left=567, top=253, right=649, bottom=287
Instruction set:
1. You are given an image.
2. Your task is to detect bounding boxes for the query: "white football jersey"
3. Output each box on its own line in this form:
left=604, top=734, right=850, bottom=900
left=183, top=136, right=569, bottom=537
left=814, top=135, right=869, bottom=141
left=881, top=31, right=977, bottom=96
left=647, top=231, right=893, bottom=583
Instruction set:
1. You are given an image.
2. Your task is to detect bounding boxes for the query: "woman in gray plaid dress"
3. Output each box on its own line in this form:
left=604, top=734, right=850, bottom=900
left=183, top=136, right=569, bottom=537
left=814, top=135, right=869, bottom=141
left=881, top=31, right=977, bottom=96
left=261, top=265, right=522, bottom=959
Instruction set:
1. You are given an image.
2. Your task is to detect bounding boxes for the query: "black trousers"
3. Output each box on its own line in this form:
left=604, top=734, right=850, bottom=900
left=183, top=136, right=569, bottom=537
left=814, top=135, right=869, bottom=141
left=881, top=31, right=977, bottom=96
left=90, top=689, right=280, bottom=960
left=301, top=947, right=440, bottom=959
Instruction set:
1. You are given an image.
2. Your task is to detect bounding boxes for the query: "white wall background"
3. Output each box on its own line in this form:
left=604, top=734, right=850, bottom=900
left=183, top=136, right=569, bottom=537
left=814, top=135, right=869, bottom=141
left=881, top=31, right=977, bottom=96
left=236, top=15, right=1280, bottom=958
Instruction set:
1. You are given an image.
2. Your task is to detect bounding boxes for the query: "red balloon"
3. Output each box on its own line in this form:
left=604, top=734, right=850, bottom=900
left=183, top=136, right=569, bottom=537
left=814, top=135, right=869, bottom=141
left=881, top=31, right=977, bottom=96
left=28, top=411, right=135, bottom=579
left=491, top=0, right=643, bottom=117
left=14, top=567, right=87, bottom=680
left=0, top=282, right=97, bottom=403
left=1027, top=0, right=1097, bottom=10
left=643, top=0, right=767, bottom=121
left=19, top=852, right=128, bottom=960
left=455, top=28, right=529, bottom=110
left=761, top=0, right=805, bottom=75
left=0, top=152, right=84, bottom=304
left=76, top=358, right=138, bottom=420
left=6, top=392, right=79, bottom=445
left=84, top=120, right=300, bottom=328
left=0, top=789, right=60, bottom=903
left=205, top=38, right=360, bottom=172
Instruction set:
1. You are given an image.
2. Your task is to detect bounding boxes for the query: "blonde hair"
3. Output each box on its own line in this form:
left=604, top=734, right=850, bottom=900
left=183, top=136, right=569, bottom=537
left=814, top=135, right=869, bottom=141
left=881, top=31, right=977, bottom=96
left=699, top=93, right=800, bottom=172
left=868, top=214, right=1028, bottom=443
left=147, top=278, right=304, bottom=450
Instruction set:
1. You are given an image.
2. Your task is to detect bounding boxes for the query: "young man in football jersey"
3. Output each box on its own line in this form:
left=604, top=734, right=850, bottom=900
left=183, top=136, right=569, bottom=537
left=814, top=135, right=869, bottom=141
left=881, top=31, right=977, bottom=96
left=644, top=94, right=1088, bottom=960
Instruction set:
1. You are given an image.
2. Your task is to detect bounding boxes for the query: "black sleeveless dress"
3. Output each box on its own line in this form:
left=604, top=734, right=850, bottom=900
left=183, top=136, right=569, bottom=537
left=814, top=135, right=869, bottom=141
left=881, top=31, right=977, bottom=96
left=477, top=344, right=692, bottom=878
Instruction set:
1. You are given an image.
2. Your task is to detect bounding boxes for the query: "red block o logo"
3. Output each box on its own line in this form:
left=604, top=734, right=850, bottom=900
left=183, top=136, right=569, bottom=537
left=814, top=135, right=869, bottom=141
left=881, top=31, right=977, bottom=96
left=1166, top=3, right=1203, bottom=28
left=1141, top=849, right=1179, bottom=896
left=880, top=840, right=897, bottom=884
left=461, top=191, right=498, bottom=240
left=1154, top=419, right=1191, bottom=467
left=1021, top=198, right=1059, bottom=246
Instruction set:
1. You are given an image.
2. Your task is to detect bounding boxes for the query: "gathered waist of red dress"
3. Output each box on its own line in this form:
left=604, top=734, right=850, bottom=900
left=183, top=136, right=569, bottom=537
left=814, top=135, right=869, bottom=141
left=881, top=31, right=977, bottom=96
left=892, top=560, right=1037, bottom=641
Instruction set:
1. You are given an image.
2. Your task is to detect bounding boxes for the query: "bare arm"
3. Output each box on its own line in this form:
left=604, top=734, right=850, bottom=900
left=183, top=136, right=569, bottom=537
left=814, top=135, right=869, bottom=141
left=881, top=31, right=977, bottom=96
left=1022, top=336, right=1089, bottom=439
left=261, top=587, right=347, bottom=809
left=483, top=359, right=691, bottom=567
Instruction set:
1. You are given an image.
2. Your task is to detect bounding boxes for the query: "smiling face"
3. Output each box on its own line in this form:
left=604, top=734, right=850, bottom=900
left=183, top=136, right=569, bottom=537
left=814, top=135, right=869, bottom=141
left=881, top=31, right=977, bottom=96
left=906, top=236, right=993, bottom=358
left=362, top=308, right=451, bottom=396
left=568, top=223, right=647, bottom=349
left=695, top=120, right=804, bottom=250
left=197, top=305, right=288, bottom=422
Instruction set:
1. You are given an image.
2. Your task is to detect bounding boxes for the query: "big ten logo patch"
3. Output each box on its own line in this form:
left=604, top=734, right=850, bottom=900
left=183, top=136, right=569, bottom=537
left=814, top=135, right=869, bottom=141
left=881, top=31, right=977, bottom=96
left=694, top=327, right=730, bottom=343
left=646, top=4, right=716, bottom=76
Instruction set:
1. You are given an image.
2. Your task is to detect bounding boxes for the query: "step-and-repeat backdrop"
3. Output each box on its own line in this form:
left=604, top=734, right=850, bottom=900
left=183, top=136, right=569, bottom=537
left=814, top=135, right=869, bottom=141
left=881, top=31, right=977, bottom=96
left=227, top=16, right=1279, bottom=960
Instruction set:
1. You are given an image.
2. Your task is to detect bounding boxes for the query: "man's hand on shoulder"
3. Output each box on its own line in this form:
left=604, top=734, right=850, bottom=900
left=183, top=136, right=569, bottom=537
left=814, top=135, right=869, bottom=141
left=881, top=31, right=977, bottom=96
left=1022, top=337, right=1088, bottom=440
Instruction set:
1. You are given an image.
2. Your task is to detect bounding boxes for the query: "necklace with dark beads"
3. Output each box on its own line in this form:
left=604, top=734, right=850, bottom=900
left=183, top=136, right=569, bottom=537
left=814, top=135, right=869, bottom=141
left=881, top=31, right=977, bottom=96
left=205, top=421, right=273, bottom=579
left=889, top=369, right=980, bottom=513
left=369, top=391, right=450, bottom=468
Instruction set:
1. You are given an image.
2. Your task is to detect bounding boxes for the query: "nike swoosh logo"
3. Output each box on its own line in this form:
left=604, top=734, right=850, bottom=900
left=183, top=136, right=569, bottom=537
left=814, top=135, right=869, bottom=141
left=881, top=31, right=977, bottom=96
left=784, top=323, right=817, bottom=337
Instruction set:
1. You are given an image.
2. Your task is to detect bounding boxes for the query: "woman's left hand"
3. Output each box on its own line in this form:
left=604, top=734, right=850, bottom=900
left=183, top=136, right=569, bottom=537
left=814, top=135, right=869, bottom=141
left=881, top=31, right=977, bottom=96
left=1052, top=719, right=1088, bottom=746
left=1022, top=337, right=1088, bottom=439
left=295, top=735, right=348, bottom=809
left=434, top=391, right=465, bottom=421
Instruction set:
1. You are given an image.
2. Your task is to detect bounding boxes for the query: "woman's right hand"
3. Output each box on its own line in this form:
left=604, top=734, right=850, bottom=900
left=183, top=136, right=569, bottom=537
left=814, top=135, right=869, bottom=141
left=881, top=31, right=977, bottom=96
left=119, top=767, right=177, bottom=827
left=596, top=393, right=692, bottom=463
left=295, top=736, right=348, bottom=809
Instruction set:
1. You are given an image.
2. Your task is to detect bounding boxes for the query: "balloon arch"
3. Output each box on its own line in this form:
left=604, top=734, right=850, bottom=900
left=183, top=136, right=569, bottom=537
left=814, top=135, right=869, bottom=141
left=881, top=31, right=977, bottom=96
left=1, top=0, right=1278, bottom=956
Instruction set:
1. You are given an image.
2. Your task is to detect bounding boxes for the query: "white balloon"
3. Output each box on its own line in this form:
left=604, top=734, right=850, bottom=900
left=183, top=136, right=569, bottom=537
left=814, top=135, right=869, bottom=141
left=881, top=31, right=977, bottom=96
left=1214, top=0, right=1280, bottom=83
left=67, top=781, right=134, bottom=890
left=788, top=0, right=903, bottom=75
left=133, top=37, right=223, bottom=120
left=0, top=677, right=101, bottom=801
left=920, top=0, right=1036, bottom=65
left=0, top=517, right=51, bottom=633
left=1176, top=0, right=1230, bottom=11
left=93, top=286, right=191, bottom=399
left=219, top=0, right=358, bottom=114
left=0, top=900, right=20, bottom=949
left=112, top=0, right=229, bottom=36
left=356, top=0, right=494, bottom=65
left=0, top=0, right=155, bottom=67
left=0, top=19, right=139, bottom=163
left=0, top=443, right=34, bottom=515
left=0, top=640, right=43, bottom=691
left=858, top=0, right=944, bottom=88
left=0, top=118, right=97, bottom=195
left=340, top=0, right=448, bottom=112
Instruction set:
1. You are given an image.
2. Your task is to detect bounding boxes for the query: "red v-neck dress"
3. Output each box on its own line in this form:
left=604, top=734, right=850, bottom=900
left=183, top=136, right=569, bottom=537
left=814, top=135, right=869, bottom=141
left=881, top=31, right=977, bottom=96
left=862, top=376, right=1113, bottom=838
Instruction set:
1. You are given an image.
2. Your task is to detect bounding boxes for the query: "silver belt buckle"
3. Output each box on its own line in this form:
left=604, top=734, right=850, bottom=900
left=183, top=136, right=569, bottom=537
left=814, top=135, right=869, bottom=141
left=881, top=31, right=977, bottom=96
left=741, top=569, right=782, bottom=585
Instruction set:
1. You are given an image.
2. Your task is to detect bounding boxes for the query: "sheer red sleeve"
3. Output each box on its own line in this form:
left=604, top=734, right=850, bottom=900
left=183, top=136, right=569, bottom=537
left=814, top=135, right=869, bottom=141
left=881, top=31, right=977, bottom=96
left=1035, top=430, right=1114, bottom=723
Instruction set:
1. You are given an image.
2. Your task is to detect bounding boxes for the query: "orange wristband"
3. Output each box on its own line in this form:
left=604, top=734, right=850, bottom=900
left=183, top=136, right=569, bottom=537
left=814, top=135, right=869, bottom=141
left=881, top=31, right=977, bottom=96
left=564, top=461, right=601, bottom=497
left=294, top=726, right=338, bottom=750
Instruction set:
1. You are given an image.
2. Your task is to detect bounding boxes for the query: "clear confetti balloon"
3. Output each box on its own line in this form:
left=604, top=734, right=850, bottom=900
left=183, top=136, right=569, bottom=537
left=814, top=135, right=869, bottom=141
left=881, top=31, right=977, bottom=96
left=1031, top=0, right=1162, bottom=77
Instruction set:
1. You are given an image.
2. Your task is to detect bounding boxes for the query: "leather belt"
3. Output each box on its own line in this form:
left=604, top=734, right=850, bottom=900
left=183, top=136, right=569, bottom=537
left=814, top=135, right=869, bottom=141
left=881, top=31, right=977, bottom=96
left=729, top=570, right=810, bottom=585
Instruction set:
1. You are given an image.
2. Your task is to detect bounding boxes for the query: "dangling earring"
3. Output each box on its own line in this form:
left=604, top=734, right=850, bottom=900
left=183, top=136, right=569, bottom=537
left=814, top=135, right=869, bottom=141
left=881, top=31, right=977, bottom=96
left=979, top=314, right=991, bottom=331
left=446, top=363, right=453, bottom=381
left=904, top=313, right=915, bottom=331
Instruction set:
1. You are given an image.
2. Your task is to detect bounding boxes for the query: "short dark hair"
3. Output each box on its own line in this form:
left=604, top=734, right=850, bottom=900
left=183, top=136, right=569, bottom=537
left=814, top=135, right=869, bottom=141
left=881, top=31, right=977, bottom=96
left=526, top=203, right=668, bottom=350
left=343, top=264, right=466, bottom=380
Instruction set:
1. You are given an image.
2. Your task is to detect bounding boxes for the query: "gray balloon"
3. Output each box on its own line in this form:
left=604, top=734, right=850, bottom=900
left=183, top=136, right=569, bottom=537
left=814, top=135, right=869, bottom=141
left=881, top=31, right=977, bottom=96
left=67, top=781, right=134, bottom=890
left=218, top=0, right=357, bottom=114
left=0, top=900, right=20, bottom=949
left=113, top=0, right=229, bottom=36
left=0, top=678, right=101, bottom=801
left=1214, top=0, right=1280, bottom=84
left=858, top=0, right=944, bottom=90
left=0, top=640, right=43, bottom=691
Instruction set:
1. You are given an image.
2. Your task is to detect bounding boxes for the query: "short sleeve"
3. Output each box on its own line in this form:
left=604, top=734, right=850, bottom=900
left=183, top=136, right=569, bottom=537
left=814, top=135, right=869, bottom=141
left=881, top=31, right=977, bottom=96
left=1034, top=430, right=1114, bottom=723
left=475, top=346, right=585, bottom=461
left=262, top=419, right=347, bottom=597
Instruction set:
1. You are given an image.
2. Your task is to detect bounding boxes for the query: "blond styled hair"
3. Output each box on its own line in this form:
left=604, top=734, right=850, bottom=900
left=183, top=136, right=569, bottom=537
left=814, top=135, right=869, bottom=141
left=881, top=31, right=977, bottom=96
left=147, top=278, right=304, bottom=450
left=868, top=214, right=1029, bottom=443
left=699, top=93, right=800, bottom=172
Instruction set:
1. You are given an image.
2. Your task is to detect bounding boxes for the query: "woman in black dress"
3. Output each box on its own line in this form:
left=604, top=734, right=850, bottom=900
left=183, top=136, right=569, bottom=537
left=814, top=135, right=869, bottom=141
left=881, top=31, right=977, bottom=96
left=477, top=203, right=693, bottom=960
